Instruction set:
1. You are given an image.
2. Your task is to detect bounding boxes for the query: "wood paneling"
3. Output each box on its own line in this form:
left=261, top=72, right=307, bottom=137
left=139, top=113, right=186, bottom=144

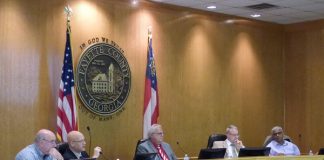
left=284, top=20, right=324, bottom=154
left=0, top=0, right=285, bottom=159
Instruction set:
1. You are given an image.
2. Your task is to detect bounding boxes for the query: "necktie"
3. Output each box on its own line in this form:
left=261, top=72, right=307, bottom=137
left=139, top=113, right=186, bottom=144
left=231, top=143, right=238, bottom=158
left=79, top=155, right=85, bottom=159
left=43, top=155, right=49, bottom=160
left=157, top=145, right=169, bottom=160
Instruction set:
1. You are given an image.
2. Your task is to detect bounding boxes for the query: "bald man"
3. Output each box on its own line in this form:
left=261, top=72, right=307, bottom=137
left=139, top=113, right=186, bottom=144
left=62, top=131, right=101, bottom=160
left=266, top=126, right=300, bottom=156
left=16, top=129, right=63, bottom=160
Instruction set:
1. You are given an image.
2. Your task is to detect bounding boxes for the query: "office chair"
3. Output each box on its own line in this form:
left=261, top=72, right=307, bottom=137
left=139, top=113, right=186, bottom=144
left=56, top=142, right=69, bottom=155
left=206, top=134, right=227, bottom=149
left=133, top=139, right=152, bottom=160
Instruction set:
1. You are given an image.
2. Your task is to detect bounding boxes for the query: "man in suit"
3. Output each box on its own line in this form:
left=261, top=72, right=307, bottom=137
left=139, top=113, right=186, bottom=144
left=62, top=131, right=102, bottom=160
left=212, top=125, right=244, bottom=158
left=136, top=124, right=177, bottom=160
left=266, top=126, right=300, bottom=156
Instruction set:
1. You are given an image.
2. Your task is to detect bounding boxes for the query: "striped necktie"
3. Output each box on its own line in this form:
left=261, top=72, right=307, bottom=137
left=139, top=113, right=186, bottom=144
left=157, top=145, right=169, bottom=160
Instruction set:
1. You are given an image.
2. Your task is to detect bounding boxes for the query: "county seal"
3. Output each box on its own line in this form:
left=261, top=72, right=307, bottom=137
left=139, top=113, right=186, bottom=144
left=76, top=41, right=131, bottom=116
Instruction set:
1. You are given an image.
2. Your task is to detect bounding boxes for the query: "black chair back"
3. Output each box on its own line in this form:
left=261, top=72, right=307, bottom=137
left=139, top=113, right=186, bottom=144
left=133, top=139, right=149, bottom=160
left=56, top=142, right=69, bottom=155
left=206, top=134, right=227, bottom=149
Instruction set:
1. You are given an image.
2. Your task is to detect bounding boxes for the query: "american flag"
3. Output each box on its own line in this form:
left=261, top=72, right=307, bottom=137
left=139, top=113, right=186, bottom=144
left=143, top=32, right=159, bottom=139
left=56, top=22, right=78, bottom=142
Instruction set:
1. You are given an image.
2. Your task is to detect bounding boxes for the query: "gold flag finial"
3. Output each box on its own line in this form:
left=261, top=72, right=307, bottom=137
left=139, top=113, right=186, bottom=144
left=64, top=5, right=73, bottom=22
left=148, top=26, right=152, bottom=39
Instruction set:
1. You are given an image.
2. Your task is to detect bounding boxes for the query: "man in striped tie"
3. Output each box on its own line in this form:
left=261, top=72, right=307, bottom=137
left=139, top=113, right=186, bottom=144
left=136, top=124, right=177, bottom=160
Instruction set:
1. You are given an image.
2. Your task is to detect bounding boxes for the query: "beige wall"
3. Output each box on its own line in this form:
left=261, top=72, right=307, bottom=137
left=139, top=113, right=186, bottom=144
left=0, top=0, right=287, bottom=159
left=284, top=20, right=324, bottom=154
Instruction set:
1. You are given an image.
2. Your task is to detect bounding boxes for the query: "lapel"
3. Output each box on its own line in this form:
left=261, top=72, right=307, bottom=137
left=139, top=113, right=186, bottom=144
left=148, top=140, right=158, bottom=153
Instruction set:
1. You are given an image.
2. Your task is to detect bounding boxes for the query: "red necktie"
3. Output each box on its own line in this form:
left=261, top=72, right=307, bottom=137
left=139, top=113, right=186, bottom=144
left=157, top=145, right=169, bottom=160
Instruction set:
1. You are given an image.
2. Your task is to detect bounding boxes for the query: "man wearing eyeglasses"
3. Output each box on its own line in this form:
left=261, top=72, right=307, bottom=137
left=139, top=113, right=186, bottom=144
left=136, top=124, right=177, bottom=160
left=266, top=126, right=300, bottom=156
left=15, top=129, right=63, bottom=160
left=62, top=131, right=101, bottom=160
left=212, top=125, right=245, bottom=158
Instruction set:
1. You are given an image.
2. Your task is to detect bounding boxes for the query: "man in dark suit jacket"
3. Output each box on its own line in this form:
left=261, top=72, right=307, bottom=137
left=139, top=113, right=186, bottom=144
left=136, top=124, right=177, bottom=160
left=62, top=131, right=101, bottom=160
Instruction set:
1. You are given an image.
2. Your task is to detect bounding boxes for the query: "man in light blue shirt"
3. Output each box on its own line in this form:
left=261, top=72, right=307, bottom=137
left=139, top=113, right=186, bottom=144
left=266, top=126, right=300, bottom=156
left=16, top=129, right=63, bottom=160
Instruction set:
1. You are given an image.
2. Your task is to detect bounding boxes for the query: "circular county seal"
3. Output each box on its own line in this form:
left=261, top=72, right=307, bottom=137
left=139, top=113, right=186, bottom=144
left=76, top=42, right=131, bottom=116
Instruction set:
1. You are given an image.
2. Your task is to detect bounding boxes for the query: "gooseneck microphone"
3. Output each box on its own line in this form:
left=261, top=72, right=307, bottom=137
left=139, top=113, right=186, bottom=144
left=86, top=126, right=92, bottom=155
left=100, top=151, right=110, bottom=160
left=176, top=141, right=187, bottom=155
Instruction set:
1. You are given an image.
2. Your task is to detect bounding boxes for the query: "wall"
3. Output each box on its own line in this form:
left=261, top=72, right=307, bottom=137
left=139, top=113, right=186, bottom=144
left=0, top=0, right=285, bottom=159
left=284, top=20, right=324, bottom=154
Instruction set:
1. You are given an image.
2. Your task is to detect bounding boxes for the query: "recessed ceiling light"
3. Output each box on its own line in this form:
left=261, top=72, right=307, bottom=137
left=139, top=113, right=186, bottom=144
left=251, top=13, right=261, bottom=18
left=207, top=5, right=216, bottom=9
left=132, top=0, right=138, bottom=5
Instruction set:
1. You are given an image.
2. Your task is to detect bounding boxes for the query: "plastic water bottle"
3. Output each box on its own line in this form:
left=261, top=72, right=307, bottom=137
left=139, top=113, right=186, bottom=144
left=309, top=150, right=313, bottom=156
left=184, top=154, right=190, bottom=160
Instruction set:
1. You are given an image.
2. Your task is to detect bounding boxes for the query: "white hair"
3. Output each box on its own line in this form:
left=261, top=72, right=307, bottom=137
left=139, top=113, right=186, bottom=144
left=226, top=125, right=238, bottom=134
left=147, top=124, right=162, bottom=138
left=271, top=126, right=283, bottom=134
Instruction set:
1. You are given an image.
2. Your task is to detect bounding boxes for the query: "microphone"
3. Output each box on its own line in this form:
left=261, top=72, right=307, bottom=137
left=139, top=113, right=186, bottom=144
left=176, top=141, right=187, bottom=155
left=100, top=151, right=110, bottom=160
left=86, top=126, right=92, bottom=156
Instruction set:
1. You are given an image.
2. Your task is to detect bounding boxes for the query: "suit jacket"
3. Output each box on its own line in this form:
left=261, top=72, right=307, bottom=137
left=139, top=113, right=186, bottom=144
left=136, top=140, right=177, bottom=160
left=62, top=147, right=90, bottom=160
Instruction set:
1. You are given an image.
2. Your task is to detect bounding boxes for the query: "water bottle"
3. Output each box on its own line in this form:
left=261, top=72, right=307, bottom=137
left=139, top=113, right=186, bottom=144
left=309, top=150, right=313, bottom=156
left=184, top=154, right=190, bottom=160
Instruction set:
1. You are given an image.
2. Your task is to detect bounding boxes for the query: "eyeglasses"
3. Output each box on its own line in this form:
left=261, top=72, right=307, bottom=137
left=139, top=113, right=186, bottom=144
left=72, top=139, right=85, bottom=143
left=42, top=139, right=56, bottom=144
left=273, top=131, right=283, bottom=136
left=153, top=132, right=164, bottom=136
left=229, top=133, right=240, bottom=137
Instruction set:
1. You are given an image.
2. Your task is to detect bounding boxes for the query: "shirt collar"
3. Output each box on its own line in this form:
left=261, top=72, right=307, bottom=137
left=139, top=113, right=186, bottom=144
left=273, top=140, right=288, bottom=146
left=225, top=139, right=235, bottom=146
left=72, top=150, right=82, bottom=159
left=33, top=143, right=46, bottom=157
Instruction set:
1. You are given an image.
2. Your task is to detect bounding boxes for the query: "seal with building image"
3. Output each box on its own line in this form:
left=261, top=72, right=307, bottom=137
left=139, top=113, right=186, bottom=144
left=76, top=42, right=131, bottom=116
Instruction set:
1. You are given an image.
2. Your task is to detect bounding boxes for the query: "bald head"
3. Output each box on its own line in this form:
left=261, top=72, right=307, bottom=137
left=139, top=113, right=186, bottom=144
left=34, top=129, right=56, bottom=154
left=271, top=126, right=284, bottom=144
left=67, top=131, right=86, bottom=153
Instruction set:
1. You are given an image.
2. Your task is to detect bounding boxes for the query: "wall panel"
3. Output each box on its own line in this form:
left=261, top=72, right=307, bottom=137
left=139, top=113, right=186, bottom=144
left=0, top=0, right=285, bottom=159
left=285, top=21, right=324, bottom=153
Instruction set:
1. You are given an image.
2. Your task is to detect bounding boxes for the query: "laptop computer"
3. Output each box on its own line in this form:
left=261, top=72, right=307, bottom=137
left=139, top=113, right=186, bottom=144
left=134, top=153, right=158, bottom=160
left=198, top=148, right=226, bottom=159
left=238, top=147, right=270, bottom=157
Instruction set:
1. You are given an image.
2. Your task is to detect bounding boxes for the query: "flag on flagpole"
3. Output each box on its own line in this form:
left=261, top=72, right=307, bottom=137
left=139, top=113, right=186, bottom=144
left=56, top=20, right=78, bottom=142
left=143, top=29, right=159, bottom=139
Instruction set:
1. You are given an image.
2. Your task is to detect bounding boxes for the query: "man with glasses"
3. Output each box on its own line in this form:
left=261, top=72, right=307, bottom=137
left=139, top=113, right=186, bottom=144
left=62, top=131, right=101, bottom=159
left=212, top=125, right=245, bottom=158
left=136, top=124, right=177, bottom=160
left=16, top=129, right=63, bottom=160
left=266, top=126, right=300, bottom=156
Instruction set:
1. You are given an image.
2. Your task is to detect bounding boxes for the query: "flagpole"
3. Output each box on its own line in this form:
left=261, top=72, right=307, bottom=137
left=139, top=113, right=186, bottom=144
left=148, top=25, right=152, bottom=41
left=64, top=5, right=79, bottom=132
left=64, top=5, right=72, bottom=32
